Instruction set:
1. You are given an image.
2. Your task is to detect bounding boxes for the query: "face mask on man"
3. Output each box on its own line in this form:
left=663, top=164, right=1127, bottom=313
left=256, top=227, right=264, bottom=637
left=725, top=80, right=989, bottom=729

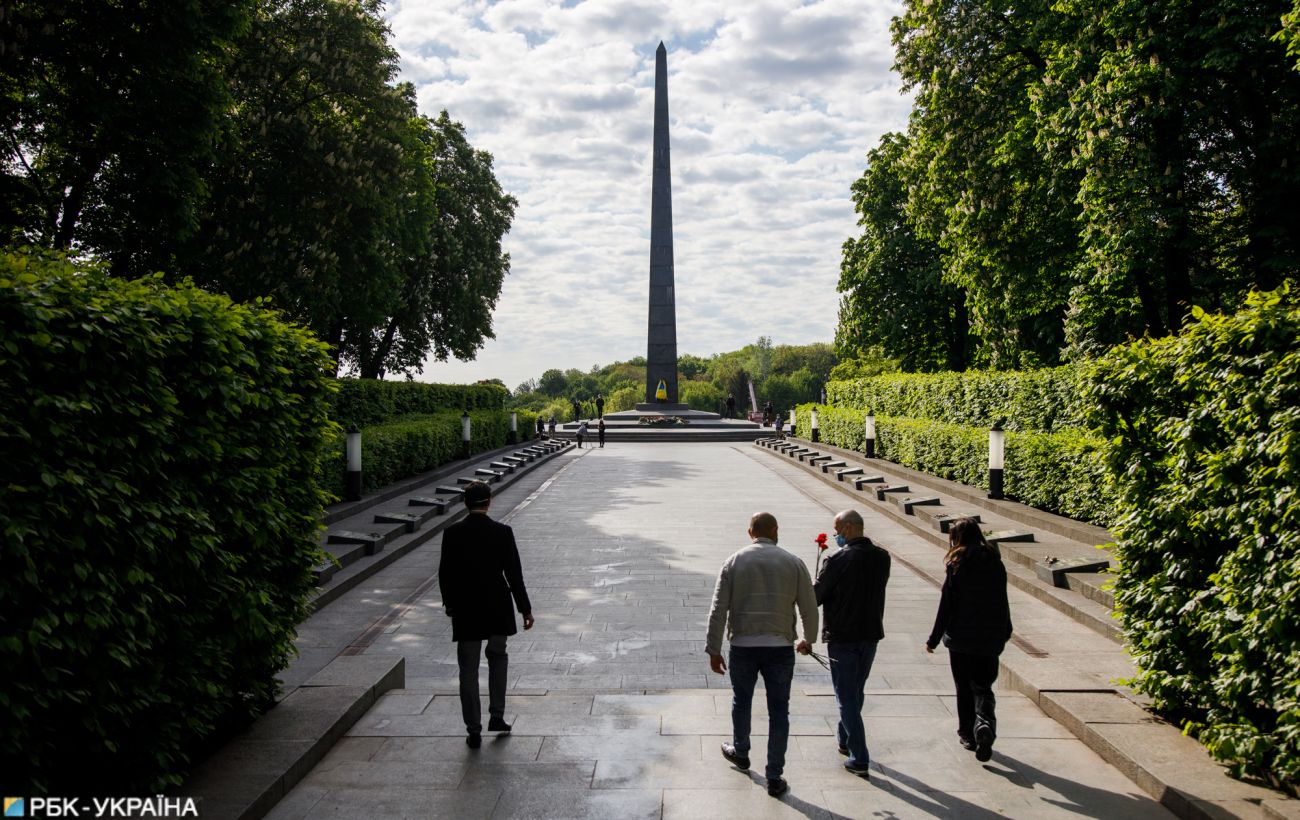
left=834, top=533, right=848, bottom=547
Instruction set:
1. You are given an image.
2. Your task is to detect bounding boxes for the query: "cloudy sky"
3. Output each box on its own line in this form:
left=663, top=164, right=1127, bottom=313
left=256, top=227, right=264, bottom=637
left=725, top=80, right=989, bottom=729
left=384, top=0, right=910, bottom=390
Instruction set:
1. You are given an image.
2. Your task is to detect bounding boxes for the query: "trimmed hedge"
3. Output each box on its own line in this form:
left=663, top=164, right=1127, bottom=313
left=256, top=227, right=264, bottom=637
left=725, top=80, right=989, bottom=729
left=0, top=247, right=336, bottom=792
left=319, top=410, right=540, bottom=498
left=1089, top=288, right=1300, bottom=791
left=331, top=377, right=508, bottom=431
left=795, top=404, right=1114, bottom=525
left=827, top=365, right=1090, bottom=432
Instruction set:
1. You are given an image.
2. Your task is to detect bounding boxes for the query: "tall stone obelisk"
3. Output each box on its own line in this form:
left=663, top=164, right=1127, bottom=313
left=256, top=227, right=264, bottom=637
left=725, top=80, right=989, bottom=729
left=644, top=41, right=679, bottom=405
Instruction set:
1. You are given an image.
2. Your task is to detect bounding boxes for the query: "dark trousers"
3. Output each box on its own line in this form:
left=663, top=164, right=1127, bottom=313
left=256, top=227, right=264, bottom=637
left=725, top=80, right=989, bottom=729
left=948, top=650, right=998, bottom=740
left=728, top=646, right=795, bottom=780
left=598, top=431, right=605, bottom=447
left=458, top=635, right=508, bottom=734
left=829, top=640, right=878, bottom=767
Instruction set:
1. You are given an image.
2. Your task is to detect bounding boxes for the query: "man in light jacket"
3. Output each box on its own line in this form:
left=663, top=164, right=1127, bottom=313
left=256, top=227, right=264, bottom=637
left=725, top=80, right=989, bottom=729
left=706, top=512, right=818, bottom=798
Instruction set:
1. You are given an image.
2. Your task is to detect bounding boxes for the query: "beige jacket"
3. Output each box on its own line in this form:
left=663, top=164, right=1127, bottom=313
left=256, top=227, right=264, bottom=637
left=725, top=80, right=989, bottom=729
left=705, top=538, right=818, bottom=655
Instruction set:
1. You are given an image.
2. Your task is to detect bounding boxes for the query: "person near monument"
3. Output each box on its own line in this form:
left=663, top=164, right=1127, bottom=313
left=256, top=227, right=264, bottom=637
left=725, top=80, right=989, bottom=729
left=815, top=509, right=891, bottom=776
left=925, top=517, right=1013, bottom=762
left=706, top=512, right=818, bottom=798
left=595, top=393, right=605, bottom=417
left=438, top=480, right=534, bottom=749
left=774, top=413, right=785, bottom=440
left=597, top=418, right=606, bottom=448
left=726, top=393, right=736, bottom=419
left=547, top=416, right=556, bottom=437
left=571, top=398, right=582, bottom=422
left=576, top=420, right=589, bottom=448
left=764, top=400, right=774, bottom=426
left=535, top=416, right=545, bottom=440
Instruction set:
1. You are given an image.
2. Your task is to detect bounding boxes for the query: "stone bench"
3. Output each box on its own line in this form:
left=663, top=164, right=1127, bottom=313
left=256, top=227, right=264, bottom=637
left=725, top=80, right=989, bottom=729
left=891, top=495, right=941, bottom=515
left=852, top=475, right=886, bottom=490
left=408, top=496, right=450, bottom=514
left=819, top=460, right=848, bottom=474
left=873, top=484, right=911, bottom=501
left=373, top=511, right=426, bottom=533
left=835, top=467, right=863, bottom=481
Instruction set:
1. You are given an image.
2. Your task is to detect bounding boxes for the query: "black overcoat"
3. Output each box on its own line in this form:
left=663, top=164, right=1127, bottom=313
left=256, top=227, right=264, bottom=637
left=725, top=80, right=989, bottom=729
left=438, top=513, right=532, bottom=642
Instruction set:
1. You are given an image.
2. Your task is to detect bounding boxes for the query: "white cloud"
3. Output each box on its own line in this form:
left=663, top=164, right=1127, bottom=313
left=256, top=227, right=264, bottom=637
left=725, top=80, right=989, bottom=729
left=383, top=0, right=909, bottom=390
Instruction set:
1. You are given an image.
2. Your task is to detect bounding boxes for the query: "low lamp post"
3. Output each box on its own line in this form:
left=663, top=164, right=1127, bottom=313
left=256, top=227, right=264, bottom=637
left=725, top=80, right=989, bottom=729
left=987, top=421, right=1005, bottom=500
left=461, top=411, right=472, bottom=460
left=345, top=427, right=362, bottom=502
left=864, top=413, right=876, bottom=459
left=789, top=409, right=797, bottom=439
left=508, top=410, right=518, bottom=445
left=810, top=407, right=820, bottom=443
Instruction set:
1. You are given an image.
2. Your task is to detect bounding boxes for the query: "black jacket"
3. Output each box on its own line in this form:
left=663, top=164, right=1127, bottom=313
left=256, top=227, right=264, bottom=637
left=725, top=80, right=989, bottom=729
left=438, top=512, right=532, bottom=642
left=814, top=537, right=890, bottom=642
left=926, top=548, right=1012, bottom=656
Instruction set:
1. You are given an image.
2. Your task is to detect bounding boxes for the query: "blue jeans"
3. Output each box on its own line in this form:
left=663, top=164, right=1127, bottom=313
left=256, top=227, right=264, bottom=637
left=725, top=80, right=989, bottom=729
left=829, top=640, right=878, bottom=767
left=729, top=645, right=795, bottom=780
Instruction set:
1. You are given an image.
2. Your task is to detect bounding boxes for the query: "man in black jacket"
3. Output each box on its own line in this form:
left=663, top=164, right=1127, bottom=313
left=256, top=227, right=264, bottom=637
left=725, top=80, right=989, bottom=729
left=814, top=509, right=890, bottom=776
left=439, top=481, right=534, bottom=749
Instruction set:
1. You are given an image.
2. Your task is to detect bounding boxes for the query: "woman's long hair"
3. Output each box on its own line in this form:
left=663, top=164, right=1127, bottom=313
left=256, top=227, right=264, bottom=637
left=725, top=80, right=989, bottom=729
left=944, top=517, right=998, bottom=567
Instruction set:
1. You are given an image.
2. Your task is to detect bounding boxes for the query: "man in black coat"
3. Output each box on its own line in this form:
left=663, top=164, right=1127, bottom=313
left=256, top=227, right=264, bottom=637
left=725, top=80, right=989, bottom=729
left=814, top=509, right=891, bottom=776
left=439, top=480, right=534, bottom=748
left=595, top=393, right=605, bottom=417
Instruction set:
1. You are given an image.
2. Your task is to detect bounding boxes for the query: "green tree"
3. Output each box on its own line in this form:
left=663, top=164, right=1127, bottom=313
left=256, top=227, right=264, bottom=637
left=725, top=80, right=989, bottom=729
left=0, top=0, right=253, bottom=272
left=680, top=380, right=723, bottom=412
left=837, top=133, right=971, bottom=371
left=537, top=368, right=567, bottom=396
left=892, top=0, right=1077, bottom=366
left=350, top=111, right=515, bottom=377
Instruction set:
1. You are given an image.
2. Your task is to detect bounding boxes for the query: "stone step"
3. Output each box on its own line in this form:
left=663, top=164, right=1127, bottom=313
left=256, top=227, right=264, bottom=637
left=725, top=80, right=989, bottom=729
left=819, top=461, right=848, bottom=474
left=797, top=451, right=821, bottom=462
left=853, top=475, right=886, bottom=489
left=408, top=496, right=449, bottom=513
left=1035, top=556, right=1111, bottom=588
left=1066, top=572, right=1116, bottom=609
left=987, top=530, right=1035, bottom=545
left=489, top=461, right=516, bottom=473
left=327, top=528, right=397, bottom=555
left=808, top=454, right=834, bottom=465
left=835, top=467, right=863, bottom=480
left=873, top=484, right=911, bottom=500
left=502, top=455, right=527, bottom=465
left=912, top=507, right=983, bottom=533
left=373, top=512, right=423, bottom=533
left=320, top=541, right=367, bottom=569
left=434, top=485, right=465, bottom=497
left=473, top=468, right=504, bottom=482
left=894, top=496, right=941, bottom=515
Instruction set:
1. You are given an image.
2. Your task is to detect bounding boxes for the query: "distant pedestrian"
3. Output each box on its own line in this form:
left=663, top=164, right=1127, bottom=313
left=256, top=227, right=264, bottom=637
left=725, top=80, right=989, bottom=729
left=706, top=512, right=818, bottom=798
left=598, top=418, right=606, bottom=448
left=774, top=414, right=785, bottom=440
left=572, top=398, right=582, bottom=422
left=547, top=416, right=556, bottom=438
left=925, top=518, right=1013, bottom=763
left=536, top=416, right=545, bottom=440
left=815, top=509, right=890, bottom=776
left=726, top=393, right=736, bottom=419
left=595, top=393, right=605, bottom=417
left=764, top=401, right=774, bottom=426
left=438, top=481, right=534, bottom=749
left=576, top=420, right=589, bottom=448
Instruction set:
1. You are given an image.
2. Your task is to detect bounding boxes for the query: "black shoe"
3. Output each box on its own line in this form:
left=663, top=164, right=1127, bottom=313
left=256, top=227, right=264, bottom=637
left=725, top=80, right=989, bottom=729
left=958, top=733, right=977, bottom=752
left=837, top=745, right=850, bottom=756
left=843, top=760, right=871, bottom=778
left=767, top=777, right=788, bottom=797
left=975, top=726, right=994, bottom=762
left=466, top=733, right=481, bottom=749
left=720, top=743, right=750, bottom=770
left=488, top=718, right=512, bottom=733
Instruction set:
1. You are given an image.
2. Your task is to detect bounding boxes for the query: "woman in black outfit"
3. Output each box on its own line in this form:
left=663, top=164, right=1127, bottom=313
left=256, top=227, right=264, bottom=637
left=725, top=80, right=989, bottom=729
left=925, top=518, right=1012, bottom=762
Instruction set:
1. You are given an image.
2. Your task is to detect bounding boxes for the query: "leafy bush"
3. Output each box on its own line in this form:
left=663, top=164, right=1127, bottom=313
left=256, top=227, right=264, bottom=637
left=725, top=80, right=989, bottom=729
left=0, top=247, right=336, bottom=792
left=827, top=365, right=1091, bottom=432
left=680, top=380, right=723, bottom=412
left=319, top=410, right=539, bottom=497
left=606, top=385, right=639, bottom=413
left=1089, top=287, right=1300, bottom=790
left=795, top=404, right=1114, bottom=525
left=331, top=378, right=507, bottom=430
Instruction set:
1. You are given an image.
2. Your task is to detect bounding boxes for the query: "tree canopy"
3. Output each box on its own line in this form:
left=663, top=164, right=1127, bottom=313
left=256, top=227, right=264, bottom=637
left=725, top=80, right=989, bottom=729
left=1, top=0, right=513, bottom=377
left=839, top=0, right=1300, bottom=369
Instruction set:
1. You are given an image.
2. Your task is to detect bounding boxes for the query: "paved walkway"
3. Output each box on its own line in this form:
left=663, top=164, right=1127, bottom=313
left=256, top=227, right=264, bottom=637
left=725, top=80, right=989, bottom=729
left=268, top=443, right=1173, bottom=819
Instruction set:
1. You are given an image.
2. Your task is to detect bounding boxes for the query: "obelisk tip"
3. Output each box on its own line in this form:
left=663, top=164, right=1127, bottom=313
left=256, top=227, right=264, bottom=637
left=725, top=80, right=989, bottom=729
left=657, top=41, right=666, bottom=53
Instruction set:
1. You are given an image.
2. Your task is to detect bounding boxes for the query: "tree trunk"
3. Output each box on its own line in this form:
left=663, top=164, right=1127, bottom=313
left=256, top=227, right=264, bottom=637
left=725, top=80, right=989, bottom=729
left=53, top=151, right=104, bottom=250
